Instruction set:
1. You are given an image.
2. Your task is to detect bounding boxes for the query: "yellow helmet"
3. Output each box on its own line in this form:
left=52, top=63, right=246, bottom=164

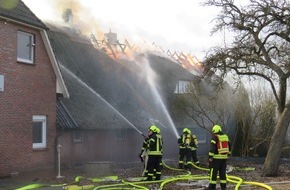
left=149, top=125, right=157, bottom=132
left=183, top=128, right=190, bottom=134
left=212, top=125, right=222, bottom=134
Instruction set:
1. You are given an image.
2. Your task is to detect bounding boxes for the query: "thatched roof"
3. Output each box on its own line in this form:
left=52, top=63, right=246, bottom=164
left=47, top=25, right=197, bottom=131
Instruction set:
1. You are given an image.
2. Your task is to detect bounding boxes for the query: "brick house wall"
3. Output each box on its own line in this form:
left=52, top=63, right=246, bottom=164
left=58, top=129, right=146, bottom=166
left=57, top=128, right=191, bottom=166
left=0, top=18, right=57, bottom=176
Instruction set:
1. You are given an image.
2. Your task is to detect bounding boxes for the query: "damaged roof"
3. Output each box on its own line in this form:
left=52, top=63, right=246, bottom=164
left=47, top=25, right=197, bottom=131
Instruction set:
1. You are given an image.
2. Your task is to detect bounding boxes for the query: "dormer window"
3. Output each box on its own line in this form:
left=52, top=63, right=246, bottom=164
left=17, top=31, right=35, bottom=64
left=174, top=80, right=191, bottom=94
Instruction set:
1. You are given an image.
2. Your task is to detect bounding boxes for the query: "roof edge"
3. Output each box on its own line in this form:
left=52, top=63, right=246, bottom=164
left=40, top=30, right=70, bottom=98
left=0, top=15, right=48, bottom=30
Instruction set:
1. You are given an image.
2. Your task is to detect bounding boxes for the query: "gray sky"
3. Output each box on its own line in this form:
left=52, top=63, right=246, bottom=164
left=23, top=0, right=225, bottom=60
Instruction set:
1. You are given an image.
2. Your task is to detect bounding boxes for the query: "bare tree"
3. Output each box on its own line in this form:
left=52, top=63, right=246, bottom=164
left=172, top=75, right=240, bottom=138
left=238, top=82, right=276, bottom=157
left=231, top=82, right=253, bottom=156
left=204, top=0, right=290, bottom=176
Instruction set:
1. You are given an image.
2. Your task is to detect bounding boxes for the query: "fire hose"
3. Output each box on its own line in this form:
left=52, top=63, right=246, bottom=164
left=16, top=161, right=273, bottom=190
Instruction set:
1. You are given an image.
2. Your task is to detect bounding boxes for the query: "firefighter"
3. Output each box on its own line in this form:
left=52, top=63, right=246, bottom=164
left=178, top=128, right=193, bottom=169
left=190, top=131, right=200, bottom=166
left=205, top=124, right=231, bottom=190
left=146, top=125, right=163, bottom=181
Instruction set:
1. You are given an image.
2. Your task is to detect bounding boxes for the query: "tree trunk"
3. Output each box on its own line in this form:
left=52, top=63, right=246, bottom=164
left=262, top=103, right=290, bottom=176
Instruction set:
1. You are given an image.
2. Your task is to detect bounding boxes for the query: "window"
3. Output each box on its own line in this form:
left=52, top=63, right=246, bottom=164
left=191, top=129, right=207, bottom=144
left=32, top=115, right=47, bottom=149
left=174, top=80, right=191, bottom=94
left=17, top=31, right=35, bottom=64
left=73, top=131, right=84, bottom=143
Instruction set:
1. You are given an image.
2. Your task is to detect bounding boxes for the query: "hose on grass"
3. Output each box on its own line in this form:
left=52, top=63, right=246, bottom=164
left=16, top=161, right=273, bottom=190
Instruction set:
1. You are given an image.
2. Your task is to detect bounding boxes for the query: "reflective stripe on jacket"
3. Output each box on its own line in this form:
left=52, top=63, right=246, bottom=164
left=209, top=133, right=231, bottom=159
left=147, top=133, right=162, bottom=155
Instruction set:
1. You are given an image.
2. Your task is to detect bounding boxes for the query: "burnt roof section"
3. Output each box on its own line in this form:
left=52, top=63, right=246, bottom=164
left=0, top=0, right=48, bottom=29
left=56, top=100, right=78, bottom=129
left=47, top=24, right=198, bottom=131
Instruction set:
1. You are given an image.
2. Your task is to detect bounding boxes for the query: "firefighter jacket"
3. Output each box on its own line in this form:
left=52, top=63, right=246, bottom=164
left=156, top=133, right=163, bottom=154
left=178, top=133, right=192, bottom=149
left=147, top=133, right=163, bottom=156
left=190, top=134, right=198, bottom=151
left=209, top=132, right=231, bottom=159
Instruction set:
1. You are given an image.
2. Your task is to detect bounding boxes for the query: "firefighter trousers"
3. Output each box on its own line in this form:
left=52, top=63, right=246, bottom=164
left=208, top=159, right=227, bottom=190
left=147, top=155, right=162, bottom=181
left=191, top=149, right=200, bottom=165
left=179, top=147, right=192, bottom=169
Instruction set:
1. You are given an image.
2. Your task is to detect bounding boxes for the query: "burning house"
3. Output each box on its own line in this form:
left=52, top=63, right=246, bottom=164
left=0, top=0, right=247, bottom=177
left=47, top=24, right=197, bottom=164
left=46, top=20, right=242, bottom=167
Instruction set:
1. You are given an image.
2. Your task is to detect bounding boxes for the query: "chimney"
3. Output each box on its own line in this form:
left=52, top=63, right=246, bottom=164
left=62, top=8, right=73, bottom=25
left=105, top=29, right=118, bottom=45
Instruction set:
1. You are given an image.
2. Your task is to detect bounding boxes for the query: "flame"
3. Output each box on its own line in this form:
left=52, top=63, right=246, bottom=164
left=167, top=50, right=204, bottom=76
left=49, top=0, right=204, bottom=75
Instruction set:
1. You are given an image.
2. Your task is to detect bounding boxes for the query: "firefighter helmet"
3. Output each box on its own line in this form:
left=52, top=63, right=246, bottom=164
left=212, top=125, right=222, bottom=134
left=183, top=128, right=190, bottom=134
left=149, top=125, right=157, bottom=132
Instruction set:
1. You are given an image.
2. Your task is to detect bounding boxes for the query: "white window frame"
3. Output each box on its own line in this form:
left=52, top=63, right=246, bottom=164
left=174, top=80, right=191, bottom=94
left=17, top=31, right=35, bottom=64
left=32, top=115, right=47, bottom=149
left=73, top=131, right=84, bottom=143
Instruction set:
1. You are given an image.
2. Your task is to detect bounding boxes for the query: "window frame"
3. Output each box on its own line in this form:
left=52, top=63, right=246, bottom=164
left=73, top=130, right=84, bottom=143
left=17, top=31, right=35, bottom=64
left=32, top=115, right=47, bottom=149
left=174, top=80, right=191, bottom=94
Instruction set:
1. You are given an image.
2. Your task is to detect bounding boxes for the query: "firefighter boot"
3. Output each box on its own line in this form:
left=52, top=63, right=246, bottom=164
left=147, top=173, right=154, bottom=181
left=220, top=183, right=227, bottom=190
left=155, top=173, right=161, bottom=180
left=204, top=184, right=216, bottom=190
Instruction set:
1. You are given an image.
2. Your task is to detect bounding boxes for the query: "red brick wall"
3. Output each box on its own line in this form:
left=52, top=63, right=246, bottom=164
left=58, top=129, right=143, bottom=165
left=57, top=129, right=183, bottom=167
left=0, top=19, right=57, bottom=176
